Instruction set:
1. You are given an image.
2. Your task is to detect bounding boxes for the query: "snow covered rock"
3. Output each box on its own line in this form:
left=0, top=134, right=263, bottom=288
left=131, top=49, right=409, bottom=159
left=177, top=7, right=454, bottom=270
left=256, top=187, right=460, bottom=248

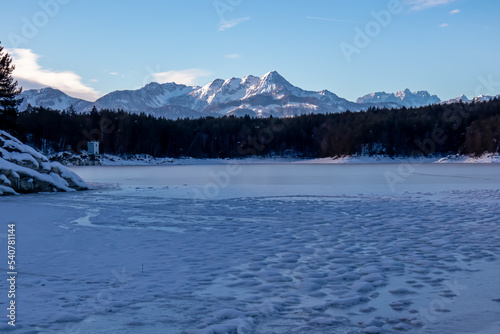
left=0, top=130, right=88, bottom=195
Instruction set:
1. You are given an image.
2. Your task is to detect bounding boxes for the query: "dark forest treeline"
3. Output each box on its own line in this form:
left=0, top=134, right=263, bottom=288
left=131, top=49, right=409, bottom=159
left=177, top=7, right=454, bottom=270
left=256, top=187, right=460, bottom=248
left=8, top=99, right=500, bottom=158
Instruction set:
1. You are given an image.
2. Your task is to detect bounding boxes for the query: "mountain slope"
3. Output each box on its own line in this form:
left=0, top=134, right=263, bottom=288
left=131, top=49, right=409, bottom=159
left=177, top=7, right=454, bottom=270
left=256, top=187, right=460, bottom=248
left=19, top=88, right=92, bottom=112
left=88, top=82, right=198, bottom=113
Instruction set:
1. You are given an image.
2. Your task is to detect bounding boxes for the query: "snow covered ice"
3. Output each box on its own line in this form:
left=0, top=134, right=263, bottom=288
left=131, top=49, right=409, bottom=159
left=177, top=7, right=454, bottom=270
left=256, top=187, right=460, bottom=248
left=1, top=163, right=500, bottom=333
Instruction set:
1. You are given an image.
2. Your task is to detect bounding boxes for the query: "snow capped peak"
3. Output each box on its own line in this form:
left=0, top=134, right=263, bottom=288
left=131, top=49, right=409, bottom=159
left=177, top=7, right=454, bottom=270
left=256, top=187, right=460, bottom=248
left=198, top=78, right=224, bottom=96
left=261, top=70, right=283, bottom=80
left=259, top=71, right=292, bottom=87
left=440, top=94, right=498, bottom=105
left=141, top=82, right=166, bottom=95
left=242, top=75, right=259, bottom=85
left=193, top=79, right=225, bottom=104
left=243, top=71, right=298, bottom=98
left=223, top=77, right=240, bottom=86
left=190, top=76, right=260, bottom=106
left=208, top=78, right=225, bottom=89
left=446, top=94, right=470, bottom=103
left=19, top=87, right=92, bottom=112
left=86, top=81, right=198, bottom=112
left=396, top=88, right=412, bottom=97
left=316, top=89, right=342, bottom=100
left=32, top=87, right=74, bottom=98
left=143, top=82, right=195, bottom=93
left=35, top=87, right=59, bottom=94
left=220, top=78, right=245, bottom=93
left=144, top=82, right=161, bottom=89
left=473, top=94, right=500, bottom=103
left=357, top=89, right=441, bottom=108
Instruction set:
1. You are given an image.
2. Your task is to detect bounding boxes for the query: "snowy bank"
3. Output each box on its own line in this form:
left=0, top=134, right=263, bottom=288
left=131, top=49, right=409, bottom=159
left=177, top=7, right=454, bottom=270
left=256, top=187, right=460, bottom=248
left=436, top=153, right=500, bottom=163
left=0, top=131, right=88, bottom=195
left=296, top=154, right=500, bottom=164
left=48, top=152, right=500, bottom=167
left=49, top=152, right=295, bottom=166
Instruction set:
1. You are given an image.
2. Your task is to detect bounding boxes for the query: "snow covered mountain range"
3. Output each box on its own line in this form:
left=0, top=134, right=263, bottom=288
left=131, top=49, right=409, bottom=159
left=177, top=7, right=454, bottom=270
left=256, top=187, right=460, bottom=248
left=356, top=89, right=440, bottom=108
left=18, top=71, right=499, bottom=119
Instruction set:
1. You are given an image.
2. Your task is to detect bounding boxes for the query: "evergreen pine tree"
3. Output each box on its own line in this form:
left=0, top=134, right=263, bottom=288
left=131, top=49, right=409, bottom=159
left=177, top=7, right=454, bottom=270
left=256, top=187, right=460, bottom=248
left=0, top=42, right=23, bottom=132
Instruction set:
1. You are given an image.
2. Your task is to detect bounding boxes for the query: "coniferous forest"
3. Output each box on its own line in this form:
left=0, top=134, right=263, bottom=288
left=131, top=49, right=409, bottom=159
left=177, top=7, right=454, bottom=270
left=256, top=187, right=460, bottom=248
left=5, top=98, right=500, bottom=159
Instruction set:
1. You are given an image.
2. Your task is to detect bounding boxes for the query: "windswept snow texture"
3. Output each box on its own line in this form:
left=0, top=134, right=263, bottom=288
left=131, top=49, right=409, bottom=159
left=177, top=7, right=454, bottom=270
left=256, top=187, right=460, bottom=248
left=1, top=164, right=500, bottom=333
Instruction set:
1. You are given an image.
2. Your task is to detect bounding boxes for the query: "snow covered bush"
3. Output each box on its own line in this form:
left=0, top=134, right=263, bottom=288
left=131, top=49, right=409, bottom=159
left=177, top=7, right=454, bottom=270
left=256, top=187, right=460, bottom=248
left=0, top=130, right=88, bottom=195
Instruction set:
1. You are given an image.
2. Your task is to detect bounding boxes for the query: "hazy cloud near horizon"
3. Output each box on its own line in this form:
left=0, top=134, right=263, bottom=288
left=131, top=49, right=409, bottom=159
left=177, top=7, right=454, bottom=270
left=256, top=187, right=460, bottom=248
left=151, top=69, right=212, bottom=86
left=9, top=48, right=100, bottom=101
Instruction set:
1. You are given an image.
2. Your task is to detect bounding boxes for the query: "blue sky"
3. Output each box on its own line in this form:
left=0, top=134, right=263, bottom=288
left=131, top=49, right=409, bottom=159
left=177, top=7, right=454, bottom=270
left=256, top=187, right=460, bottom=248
left=1, top=0, right=499, bottom=102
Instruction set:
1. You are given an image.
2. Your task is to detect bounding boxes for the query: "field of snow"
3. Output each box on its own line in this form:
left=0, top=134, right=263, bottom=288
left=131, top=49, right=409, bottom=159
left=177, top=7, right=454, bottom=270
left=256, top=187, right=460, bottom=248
left=1, top=163, right=500, bottom=333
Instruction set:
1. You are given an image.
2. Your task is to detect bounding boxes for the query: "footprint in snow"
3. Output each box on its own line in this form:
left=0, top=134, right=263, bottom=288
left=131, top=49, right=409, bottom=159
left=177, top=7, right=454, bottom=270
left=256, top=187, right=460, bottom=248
left=389, top=288, right=415, bottom=295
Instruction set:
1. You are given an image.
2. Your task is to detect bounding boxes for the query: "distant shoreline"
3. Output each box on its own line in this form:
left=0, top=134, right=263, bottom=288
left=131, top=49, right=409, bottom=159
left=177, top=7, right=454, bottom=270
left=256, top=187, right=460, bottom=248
left=60, top=153, right=500, bottom=167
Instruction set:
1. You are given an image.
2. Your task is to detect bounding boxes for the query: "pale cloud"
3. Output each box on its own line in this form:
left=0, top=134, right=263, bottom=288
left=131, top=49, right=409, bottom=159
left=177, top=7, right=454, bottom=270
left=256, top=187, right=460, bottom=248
left=9, top=48, right=100, bottom=101
left=407, top=0, right=456, bottom=10
left=306, top=16, right=357, bottom=23
left=152, top=69, right=212, bottom=86
left=450, top=9, right=460, bottom=14
left=104, top=70, right=121, bottom=76
left=218, top=17, right=250, bottom=31
left=225, top=54, right=242, bottom=59
left=439, top=23, right=449, bottom=28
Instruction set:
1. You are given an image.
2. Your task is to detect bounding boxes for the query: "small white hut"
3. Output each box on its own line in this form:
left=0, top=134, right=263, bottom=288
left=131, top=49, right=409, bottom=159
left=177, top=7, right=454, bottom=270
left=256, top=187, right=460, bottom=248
left=87, top=141, right=99, bottom=156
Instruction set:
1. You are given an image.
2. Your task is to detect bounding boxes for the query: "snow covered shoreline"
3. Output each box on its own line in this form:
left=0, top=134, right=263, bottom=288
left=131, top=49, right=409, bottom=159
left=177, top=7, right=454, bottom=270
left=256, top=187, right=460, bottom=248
left=0, top=131, right=88, bottom=195
left=50, top=152, right=500, bottom=166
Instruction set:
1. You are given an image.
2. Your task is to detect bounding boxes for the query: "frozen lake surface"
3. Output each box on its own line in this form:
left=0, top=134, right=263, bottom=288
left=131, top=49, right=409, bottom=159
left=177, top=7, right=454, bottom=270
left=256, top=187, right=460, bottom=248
left=2, top=163, right=500, bottom=333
